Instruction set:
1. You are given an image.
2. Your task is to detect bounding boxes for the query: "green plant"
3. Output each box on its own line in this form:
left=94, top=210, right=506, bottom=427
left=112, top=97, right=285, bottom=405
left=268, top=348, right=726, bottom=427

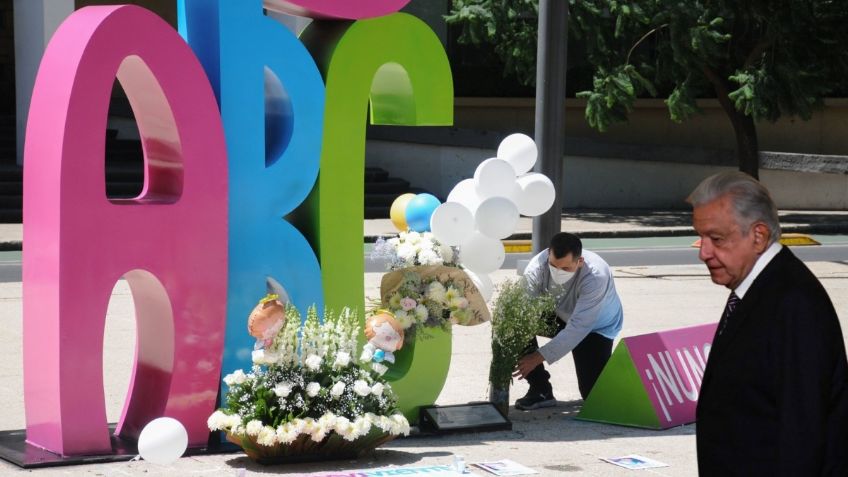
left=489, top=279, right=557, bottom=390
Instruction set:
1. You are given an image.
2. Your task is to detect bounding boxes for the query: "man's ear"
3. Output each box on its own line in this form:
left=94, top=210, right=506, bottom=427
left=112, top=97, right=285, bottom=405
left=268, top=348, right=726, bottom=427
left=752, top=223, right=770, bottom=253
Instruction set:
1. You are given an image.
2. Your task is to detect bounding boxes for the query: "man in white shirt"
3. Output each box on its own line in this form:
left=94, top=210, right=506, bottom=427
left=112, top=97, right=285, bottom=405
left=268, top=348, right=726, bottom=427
left=689, top=171, right=848, bottom=475
left=512, top=232, right=623, bottom=410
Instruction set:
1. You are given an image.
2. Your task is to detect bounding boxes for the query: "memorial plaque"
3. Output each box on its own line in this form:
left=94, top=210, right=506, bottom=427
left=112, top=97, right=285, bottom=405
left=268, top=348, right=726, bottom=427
left=419, top=403, right=512, bottom=434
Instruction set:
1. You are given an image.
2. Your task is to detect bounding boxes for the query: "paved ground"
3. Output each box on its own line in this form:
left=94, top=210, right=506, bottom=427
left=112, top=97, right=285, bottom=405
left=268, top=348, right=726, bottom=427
left=0, top=257, right=846, bottom=476
left=1, top=211, right=847, bottom=475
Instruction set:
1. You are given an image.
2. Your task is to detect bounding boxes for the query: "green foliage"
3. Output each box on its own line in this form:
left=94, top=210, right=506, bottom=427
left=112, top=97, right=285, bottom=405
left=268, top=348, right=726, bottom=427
left=489, top=279, right=556, bottom=389
left=447, top=0, right=848, bottom=168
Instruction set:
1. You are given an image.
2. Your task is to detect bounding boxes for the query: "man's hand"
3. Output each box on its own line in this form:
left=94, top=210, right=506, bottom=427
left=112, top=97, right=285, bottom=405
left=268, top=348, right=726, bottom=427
left=512, top=351, right=544, bottom=380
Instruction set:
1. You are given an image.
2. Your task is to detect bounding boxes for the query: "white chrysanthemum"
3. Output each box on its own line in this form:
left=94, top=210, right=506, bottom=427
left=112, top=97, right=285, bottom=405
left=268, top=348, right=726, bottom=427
left=230, top=424, right=245, bottom=436
left=395, top=310, right=413, bottom=329
left=418, top=248, right=441, bottom=265
left=406, top=231, right=422, bottom=244
left=223, top=369, right=247, bottom=386
left=353, top=416, right=371, bottom=438
left=387, top=237, right=400, bottom=247
left=225, top=414, right=242, bottom=429
left=273, top=382, right=292, bottom=398
left=330, top=381, right=346, bottom=398
left=414, top=304, right=428, bottom=322
left=371, top=382, right=385, bottom=397
left=352, top=379, right=371, bottom=397
left=390, top=414, right=411, bottom=435
left=276, top=423, right=299, bottom=444
left=306, top=382, right=321, bottom=397
left=304, top=354, right=322, bottom=371
left=207, top=410, right=228, bottom=431
left=334, top=351, right=351, bottom=368
left=396, top=243, right=416, bottom=263
left=450, top=296, right=469, bottom=310
left=427, top=281, right=447, bottom=303
left=376, top=415, right=393, bottom=432
left=333, top=416, right=357, bottom=441
left=245, top=420, right=263, bottom=437
left=257, top=426, right=277, bottom=446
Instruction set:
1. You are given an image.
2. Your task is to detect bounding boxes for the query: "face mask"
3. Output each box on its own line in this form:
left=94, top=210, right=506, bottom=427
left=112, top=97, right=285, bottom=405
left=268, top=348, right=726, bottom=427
left=549, top=265, right=575, bottom=285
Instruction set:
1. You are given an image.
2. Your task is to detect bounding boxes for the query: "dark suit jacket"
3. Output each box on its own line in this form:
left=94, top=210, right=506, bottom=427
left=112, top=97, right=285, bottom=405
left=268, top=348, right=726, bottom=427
left=696, top=247, right=848, bottom=476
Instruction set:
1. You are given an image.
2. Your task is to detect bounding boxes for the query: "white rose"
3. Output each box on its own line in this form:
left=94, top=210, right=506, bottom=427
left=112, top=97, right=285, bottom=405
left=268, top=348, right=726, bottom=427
left=352, top=380, right=371, bottom=397
left=360, top=346, right=374, bottom=362
left=245, top=420, right=263, bottom=437
left=306, top=382, right=321, bottom=397
left=273, top=382, right=292, bottom=398
left=304, top=354, right=322, bottom=371
left=334, top=351, right=351, bottom=368
left=223, top=369, right=247, bottom=386
left=372, top=363, right=388, bottom=375
left=371, top=382, right=384, bottom=397
left=330, top=381, right=346, bottom=398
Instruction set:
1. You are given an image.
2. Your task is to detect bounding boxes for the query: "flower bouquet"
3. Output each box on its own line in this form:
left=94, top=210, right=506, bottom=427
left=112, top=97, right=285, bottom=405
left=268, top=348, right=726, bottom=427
left=371, top=231, right=490, bottom=341
left=489, top=279, right=556, bottom=415
left=208, top=302, right=409, bottom=464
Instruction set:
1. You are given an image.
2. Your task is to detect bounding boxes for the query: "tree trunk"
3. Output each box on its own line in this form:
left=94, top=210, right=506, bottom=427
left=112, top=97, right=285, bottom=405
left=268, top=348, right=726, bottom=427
left=701, top=66, right=761, bottom=179
left=726, top=108, right=760, bottom=179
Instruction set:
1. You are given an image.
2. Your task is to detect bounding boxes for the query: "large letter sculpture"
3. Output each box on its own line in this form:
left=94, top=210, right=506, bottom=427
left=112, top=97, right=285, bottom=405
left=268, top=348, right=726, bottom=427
left=179, top=0, right=325, bottom=380
left=23, top=5, right=228, bottom=455
left=300, top=14, right=454, bottom=419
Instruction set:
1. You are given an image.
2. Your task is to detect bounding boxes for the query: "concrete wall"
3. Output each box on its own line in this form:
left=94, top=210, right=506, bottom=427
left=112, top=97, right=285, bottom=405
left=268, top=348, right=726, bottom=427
left=365, top=140, right=848, bottom=210
left=454, top=98, right=848, bottom=157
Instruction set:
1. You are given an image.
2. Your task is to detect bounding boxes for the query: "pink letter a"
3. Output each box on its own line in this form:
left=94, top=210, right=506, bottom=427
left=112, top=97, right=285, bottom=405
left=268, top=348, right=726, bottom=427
left=23, top=5, right=228, bottom=455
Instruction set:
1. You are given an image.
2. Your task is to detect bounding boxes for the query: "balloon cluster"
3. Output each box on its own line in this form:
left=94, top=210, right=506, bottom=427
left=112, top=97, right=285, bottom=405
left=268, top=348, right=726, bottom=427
left=430, top=134, right=555, bottom=300
left=390, top=192, right=441, bottom=233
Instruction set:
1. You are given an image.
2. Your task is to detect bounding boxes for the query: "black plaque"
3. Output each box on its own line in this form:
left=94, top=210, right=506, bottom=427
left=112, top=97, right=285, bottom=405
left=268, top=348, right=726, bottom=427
left=419, top=403, right=512, bottom=434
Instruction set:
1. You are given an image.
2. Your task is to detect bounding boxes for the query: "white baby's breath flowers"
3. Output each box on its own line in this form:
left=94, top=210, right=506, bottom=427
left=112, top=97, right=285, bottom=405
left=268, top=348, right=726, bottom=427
left=352, top=379, right=371, bottom=397
left=306, top=382, right=321, bottom=397
left=304, top=354, right=322, bottom=371
left=330, top=381, right=346, bottom=398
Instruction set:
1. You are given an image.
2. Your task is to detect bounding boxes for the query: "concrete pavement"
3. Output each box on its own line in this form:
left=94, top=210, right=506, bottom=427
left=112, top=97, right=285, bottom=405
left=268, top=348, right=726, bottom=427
left=0, top=213, right=846, bottom=476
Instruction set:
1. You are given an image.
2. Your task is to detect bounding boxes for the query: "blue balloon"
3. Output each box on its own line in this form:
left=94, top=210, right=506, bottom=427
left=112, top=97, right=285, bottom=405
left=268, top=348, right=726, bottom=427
left=405, top=193, right=441, bottom=232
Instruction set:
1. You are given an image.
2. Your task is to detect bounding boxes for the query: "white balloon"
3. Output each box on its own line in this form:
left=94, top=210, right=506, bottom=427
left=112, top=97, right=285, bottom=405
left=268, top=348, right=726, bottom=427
left=137, top=417, right=188, bottom=465
left=460, top=232, right=505, bottom=274
left=474, top=197, right=519, bottom=239
left=474, top=158, right=517, bottom=199
left=497, top=133, right=538, bottom=175
left=430, top=202, right=474, bottom=246
left=464, top=269, right=494, bottom=302
left=447, top=178, right=481, bottom=213
left=516, top=173, right=556, bottom=216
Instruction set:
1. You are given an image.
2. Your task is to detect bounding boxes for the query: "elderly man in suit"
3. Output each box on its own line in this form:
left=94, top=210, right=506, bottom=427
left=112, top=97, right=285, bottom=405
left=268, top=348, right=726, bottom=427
left=689, top=171, right=848, bottom=476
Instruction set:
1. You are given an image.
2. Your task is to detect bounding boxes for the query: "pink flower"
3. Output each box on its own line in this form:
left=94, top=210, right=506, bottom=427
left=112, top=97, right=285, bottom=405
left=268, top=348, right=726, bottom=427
left=400, top=297, right=417, bottom=311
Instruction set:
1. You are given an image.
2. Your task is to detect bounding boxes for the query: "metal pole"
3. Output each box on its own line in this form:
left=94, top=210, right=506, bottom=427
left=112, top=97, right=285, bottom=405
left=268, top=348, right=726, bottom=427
left=532, top=0, right=568, bottom=254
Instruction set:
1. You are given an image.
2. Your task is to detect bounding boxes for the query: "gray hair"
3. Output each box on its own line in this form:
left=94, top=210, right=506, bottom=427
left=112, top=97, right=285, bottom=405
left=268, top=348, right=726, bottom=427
left=686, top=171, right=781, bottom=245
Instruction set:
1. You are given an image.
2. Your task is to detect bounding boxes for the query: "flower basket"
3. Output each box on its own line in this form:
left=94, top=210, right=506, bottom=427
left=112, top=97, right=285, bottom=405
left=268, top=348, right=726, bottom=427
left=226, top=427, right=397, bottom=465
left=209, top=305, right=411, bottom=465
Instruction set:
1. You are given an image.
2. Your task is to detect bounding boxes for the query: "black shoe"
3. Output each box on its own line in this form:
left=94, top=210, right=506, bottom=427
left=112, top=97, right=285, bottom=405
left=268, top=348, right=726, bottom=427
left=514, top=390, right=556, bottom=410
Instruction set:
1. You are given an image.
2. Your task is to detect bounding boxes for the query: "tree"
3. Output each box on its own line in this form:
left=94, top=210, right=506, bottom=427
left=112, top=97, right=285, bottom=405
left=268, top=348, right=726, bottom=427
left=446, top=0, right=848, bottom=178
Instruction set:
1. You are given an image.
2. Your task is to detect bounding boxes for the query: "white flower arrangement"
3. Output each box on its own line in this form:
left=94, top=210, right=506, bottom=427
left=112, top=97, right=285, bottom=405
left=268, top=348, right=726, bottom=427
left=209, top=306, right=409, bottom=457
left=371, top=231, right=457, bottom=270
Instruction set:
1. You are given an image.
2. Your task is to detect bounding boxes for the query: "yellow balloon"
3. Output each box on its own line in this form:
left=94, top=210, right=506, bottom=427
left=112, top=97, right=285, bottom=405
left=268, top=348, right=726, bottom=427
left=390, top=193, right=416, bottom=231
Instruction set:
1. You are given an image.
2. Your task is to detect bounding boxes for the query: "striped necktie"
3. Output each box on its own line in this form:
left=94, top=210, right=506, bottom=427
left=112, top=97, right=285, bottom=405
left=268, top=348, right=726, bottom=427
left=717, top=292, right=741, bottom=336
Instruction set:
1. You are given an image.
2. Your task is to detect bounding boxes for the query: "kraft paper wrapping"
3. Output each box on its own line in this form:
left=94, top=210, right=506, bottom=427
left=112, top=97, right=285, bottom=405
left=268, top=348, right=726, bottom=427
left=379, top=265, right=491, bottom=325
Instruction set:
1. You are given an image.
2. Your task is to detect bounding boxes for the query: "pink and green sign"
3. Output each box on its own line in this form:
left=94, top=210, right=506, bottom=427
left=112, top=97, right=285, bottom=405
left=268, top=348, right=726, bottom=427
left=23, top=1, right=453, bottom=456
left=577, top=323, right=717, bottom=429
